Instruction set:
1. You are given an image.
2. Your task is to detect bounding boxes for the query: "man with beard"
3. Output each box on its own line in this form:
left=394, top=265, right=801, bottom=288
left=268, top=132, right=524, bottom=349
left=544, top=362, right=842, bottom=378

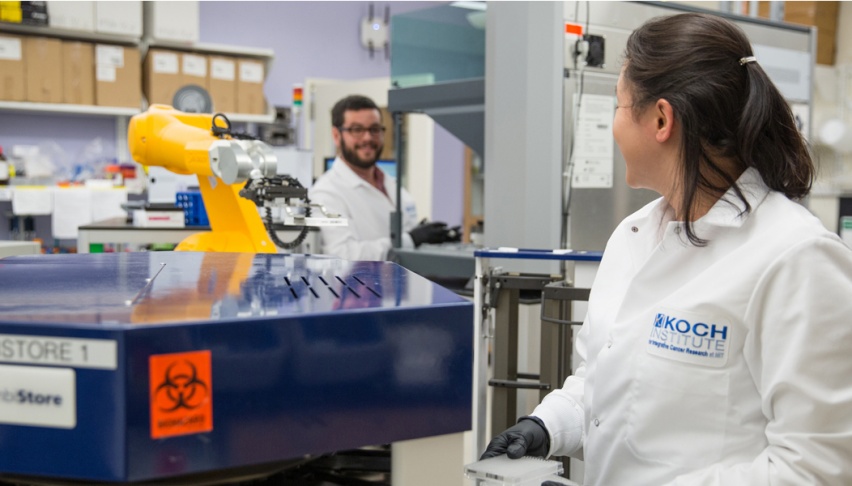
left=309, top=95, right=458, bottom=260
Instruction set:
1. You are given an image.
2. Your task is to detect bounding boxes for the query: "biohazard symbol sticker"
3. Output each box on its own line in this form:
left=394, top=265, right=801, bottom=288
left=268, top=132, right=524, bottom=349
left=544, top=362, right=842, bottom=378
left=149, top=350, right=212, bottom=439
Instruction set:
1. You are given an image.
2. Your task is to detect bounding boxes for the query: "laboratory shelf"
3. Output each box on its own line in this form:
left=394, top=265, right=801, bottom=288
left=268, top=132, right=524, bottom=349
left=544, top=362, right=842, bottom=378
left=220, top=110, right=276, bottom=124
left=0, top=22, right=140, bottom=45
left=0, top=25, right=276, bottom=124
left=0, top=101, right=139, bottom=117
left=145, top=40, right=274, bottom=60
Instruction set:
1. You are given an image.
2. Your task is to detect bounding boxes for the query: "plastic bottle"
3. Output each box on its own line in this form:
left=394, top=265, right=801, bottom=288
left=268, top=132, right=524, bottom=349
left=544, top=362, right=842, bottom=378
left=0, top=145, right=9, bottom=185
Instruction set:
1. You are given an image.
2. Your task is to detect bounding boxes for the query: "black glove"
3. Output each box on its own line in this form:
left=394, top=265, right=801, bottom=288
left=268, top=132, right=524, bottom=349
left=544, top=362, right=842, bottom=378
left=409, top=221, right=450, bottom=247
left=445, top=225, right=462, bottom=243
left=480, top=416, right=550, bottom=460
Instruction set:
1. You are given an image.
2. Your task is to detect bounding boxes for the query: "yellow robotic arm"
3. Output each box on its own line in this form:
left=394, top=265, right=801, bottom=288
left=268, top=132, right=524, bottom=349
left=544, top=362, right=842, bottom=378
left=128, top=105, right=281, bottom=253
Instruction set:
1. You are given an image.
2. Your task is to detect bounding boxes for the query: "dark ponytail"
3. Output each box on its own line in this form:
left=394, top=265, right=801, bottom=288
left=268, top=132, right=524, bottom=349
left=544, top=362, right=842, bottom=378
left=624, top=13, right=814, bottom=245
left=738, top=61, right=813, bottom=199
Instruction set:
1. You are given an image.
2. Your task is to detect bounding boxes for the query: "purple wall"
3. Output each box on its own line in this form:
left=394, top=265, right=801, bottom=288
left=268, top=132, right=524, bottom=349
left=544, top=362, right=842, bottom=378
left=198, top=1, right=464, bottom=225
left=0, top=1, right=464, bottom=226
left=200, top=1, right=438, bottom=107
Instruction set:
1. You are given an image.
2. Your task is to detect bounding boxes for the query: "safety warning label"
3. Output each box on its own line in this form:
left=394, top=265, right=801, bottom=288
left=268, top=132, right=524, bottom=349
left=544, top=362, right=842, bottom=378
left=149, top=350, right=213, bottom=439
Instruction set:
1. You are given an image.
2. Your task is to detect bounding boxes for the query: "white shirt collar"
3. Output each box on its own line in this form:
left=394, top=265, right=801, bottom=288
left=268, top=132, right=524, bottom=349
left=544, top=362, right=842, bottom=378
left=626, top=167, right=771, bottom=230
left=332, top=156, right=371, bottom=189
left=698, top=167, right=770, bottom=228
left=331, top=156, right=397, bottom=204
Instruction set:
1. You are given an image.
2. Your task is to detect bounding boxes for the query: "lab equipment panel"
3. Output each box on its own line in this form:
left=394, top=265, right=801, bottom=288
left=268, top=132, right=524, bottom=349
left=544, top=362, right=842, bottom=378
left=0, top=252, right=473, bottom=483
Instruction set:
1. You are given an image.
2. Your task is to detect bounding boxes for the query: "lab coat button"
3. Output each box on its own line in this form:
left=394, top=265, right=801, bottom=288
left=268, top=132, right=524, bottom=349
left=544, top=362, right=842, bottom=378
left=631, top=226, right=639, bottom=233
left=607, top=341, right=612, bottom=348
left=593, top=418, right=600, bottom=426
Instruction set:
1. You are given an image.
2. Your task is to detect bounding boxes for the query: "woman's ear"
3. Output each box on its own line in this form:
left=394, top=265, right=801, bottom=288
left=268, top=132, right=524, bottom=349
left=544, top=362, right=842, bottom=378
left=654, top=99, right=675, bottom=143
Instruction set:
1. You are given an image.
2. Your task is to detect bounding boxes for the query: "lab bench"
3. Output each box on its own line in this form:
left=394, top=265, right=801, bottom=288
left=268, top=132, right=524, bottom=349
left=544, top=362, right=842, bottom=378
left=76, top=217, right=321, bottom=254
left=76, top=217, right=210, bottom=253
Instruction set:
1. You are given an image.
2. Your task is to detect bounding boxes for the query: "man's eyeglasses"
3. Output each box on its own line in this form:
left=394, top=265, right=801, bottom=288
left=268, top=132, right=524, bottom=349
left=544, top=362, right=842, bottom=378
left=338, top=125, right=386, bottom=137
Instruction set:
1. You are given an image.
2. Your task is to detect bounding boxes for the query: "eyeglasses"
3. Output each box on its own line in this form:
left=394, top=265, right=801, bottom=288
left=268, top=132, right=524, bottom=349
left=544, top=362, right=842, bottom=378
left=338, top=125, right=386, bottom=137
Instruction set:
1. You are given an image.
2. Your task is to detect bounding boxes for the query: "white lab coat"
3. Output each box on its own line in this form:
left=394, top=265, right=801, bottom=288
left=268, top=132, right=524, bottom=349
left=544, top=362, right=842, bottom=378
left=532, top=168, right=852, bottom=485
left=308, top=157, right=418, bottom=260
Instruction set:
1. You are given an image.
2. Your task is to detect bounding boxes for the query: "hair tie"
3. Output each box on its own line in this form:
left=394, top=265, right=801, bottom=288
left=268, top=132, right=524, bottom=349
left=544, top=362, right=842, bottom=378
left=739, top=56, right=757, bottom=66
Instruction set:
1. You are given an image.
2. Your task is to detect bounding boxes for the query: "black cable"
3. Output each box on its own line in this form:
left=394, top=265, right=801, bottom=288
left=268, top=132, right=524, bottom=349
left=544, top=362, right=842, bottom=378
left=245, top=175, right=312, bottom=250
left=211, top=112, right=231, bottom=138
left=229, top=132, right=258, bottom=140
left=561, top=1, right=591, bottom=263
left=214, top=113, right=307, bottom=249
left=265, top=206, right=310, bottom=250
left=211, top=112, right=257, bottom=140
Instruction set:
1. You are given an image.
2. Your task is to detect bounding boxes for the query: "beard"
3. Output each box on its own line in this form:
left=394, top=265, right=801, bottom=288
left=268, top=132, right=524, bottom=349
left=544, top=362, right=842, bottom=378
left=340, top=136, right=383, bottom=170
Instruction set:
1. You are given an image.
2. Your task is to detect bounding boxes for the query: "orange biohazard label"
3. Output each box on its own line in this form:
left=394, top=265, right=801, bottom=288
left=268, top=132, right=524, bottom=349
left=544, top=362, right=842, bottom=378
left=149, top=350, right=213, bottom=439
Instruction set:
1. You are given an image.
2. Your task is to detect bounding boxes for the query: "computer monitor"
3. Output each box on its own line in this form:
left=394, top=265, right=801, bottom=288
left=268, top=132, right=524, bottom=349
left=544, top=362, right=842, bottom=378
left=324, top=157, right=397, bottom=179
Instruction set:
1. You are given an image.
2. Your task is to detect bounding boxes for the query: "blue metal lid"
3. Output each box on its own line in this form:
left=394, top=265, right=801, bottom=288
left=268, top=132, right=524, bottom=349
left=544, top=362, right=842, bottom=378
left=0, top=252, right=469, bottom=327
left=474, top=247, right=603, bottom=262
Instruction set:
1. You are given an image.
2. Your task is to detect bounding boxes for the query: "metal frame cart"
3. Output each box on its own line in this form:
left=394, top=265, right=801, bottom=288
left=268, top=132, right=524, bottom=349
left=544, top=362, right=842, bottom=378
left=470, top=248, right=602, bottom=479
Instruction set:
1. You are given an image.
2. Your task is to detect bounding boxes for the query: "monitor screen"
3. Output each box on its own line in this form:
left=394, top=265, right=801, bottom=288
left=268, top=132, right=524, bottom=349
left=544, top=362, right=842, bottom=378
left=324, top=157, right=397, bottom=179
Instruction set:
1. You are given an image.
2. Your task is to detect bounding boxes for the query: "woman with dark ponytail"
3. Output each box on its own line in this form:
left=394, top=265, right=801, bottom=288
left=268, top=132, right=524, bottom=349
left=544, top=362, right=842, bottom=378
left=483, top=13, right=852, bottom=485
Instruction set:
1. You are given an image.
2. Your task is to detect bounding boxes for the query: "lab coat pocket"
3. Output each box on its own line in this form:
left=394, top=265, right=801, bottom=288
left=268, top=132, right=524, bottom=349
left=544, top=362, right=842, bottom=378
left=625, top=353, right=730, bottom=468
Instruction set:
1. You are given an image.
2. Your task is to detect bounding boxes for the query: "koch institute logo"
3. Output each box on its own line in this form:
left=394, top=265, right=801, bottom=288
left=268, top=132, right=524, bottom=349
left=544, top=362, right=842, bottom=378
left=647, top=309, right=731, bottom=367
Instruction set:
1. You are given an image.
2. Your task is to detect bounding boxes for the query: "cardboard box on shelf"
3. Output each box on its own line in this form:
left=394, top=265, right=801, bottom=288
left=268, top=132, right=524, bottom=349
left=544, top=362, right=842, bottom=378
left=181, top=52, right=208, bottom=91
left=62, top=40, right=94, bottom=105
left=236, top=59, right=265, bottom=115
left=143, top=48, right=181, bottom=106
left=0, top=34, right=25, bottom=101
left=208, top=55, right=236, bottom=113
left=143, top=1, right=199, bottom=43
left=758, top=1, right=839, bottom=65
left=786, top=1, right=839, bottom=65
left=48, top=1, right=95, bottom=32
left=24, top=36, right=62, bottom=103
left=95, top=44, right=140, bottom=108
left=94, top=0, right=141, bottom=37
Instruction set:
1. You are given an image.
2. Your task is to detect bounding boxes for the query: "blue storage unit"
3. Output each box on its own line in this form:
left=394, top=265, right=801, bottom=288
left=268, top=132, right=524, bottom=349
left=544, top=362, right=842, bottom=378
left=0, top=252, right=473, bottom=483
left=176, top=190, right=209, bottom=226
